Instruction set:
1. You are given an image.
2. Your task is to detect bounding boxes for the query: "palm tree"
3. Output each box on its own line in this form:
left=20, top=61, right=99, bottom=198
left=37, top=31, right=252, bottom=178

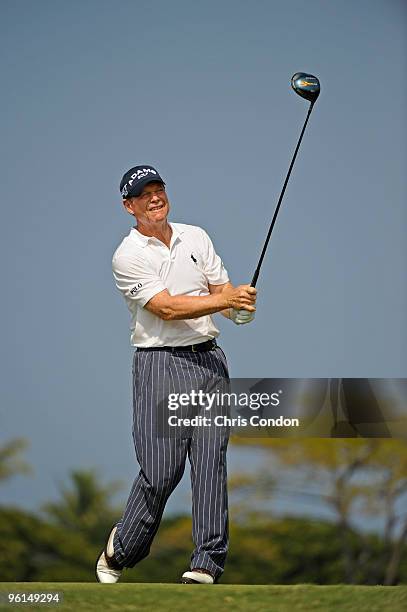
left=42, top=469, right=123, bottom=544
left=0, top=438, right=32, bottom=483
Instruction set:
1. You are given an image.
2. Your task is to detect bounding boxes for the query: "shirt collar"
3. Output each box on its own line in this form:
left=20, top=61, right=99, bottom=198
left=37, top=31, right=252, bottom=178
left=170, top=223, right=185, bottom=241
left=130, top=223, right=184, bottom=248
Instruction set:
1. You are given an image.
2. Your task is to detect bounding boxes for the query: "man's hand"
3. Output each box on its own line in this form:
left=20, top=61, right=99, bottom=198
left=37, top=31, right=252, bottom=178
left=230, top=309, right=255, bottom=325
left=220, top=284, right=257, bottom=312
left=208, top=282, right=257, bottom=323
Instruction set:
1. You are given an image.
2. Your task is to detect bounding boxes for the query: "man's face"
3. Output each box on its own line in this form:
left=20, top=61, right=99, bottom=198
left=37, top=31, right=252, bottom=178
left=123, top=181, right=170, bottom=225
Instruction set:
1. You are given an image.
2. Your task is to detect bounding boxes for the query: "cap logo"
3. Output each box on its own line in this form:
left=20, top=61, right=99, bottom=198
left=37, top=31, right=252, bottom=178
left=121, top=168, right=158, bottom=197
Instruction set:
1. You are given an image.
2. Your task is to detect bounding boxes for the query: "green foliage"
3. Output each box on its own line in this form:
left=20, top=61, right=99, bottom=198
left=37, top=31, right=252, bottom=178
left=2, top=507, right=405, bottom=585
left=229, top=439, right=407, bottom=584
left=0, top=507, right=95, bottom=581
left=0, top=438, right=32, bottom=482
left=41, top=469, right=124, bottom=545
left=1, top=440, right=406, bottom=585
left=0, top=467, right=127, bottom=581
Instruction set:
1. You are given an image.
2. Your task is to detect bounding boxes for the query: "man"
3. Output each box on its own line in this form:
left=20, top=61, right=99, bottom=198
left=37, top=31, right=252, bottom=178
left=96, top=165, right=256, bottom=585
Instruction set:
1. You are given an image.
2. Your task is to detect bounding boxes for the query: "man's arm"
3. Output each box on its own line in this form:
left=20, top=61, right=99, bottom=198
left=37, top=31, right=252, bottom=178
left=144, top=284, right=256, bottom=321
left=208, top=282, right=234, bottom=319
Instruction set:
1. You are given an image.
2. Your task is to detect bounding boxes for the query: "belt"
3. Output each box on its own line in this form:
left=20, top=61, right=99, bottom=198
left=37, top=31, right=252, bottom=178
left=137, top=339, right=217, bottom=353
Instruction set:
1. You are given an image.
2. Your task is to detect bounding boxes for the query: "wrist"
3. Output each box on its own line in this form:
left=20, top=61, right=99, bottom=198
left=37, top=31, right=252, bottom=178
left=212, top=292, right=229, bottom=311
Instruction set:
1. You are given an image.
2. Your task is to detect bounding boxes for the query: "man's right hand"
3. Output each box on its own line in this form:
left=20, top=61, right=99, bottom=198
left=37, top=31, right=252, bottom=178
left=222, top=284, right=257, bottom=312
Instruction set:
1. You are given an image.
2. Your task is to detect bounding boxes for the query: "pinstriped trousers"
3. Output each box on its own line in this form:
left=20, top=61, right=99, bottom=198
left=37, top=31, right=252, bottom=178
left=112, top=345, right=230, bottom=580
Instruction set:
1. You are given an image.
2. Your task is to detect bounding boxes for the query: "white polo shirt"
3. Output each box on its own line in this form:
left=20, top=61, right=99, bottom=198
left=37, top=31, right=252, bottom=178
left=112, top=223, right=229, bottom=347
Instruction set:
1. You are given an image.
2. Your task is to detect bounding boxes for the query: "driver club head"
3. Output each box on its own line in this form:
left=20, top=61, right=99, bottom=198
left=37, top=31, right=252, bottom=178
left=291, top=72, right=320, bottom=103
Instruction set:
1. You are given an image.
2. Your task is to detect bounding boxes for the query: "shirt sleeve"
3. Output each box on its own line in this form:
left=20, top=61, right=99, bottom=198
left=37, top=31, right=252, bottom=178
left=200, top=228, right=229, bottom=285
left=112, top=254, right=167, bottom=308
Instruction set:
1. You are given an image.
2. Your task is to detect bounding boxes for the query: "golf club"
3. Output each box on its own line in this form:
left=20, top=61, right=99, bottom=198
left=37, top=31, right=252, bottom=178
left=250, top=72, right=320, bottom=288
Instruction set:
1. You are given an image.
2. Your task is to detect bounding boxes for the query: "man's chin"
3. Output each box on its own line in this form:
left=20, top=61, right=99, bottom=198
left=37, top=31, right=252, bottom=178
left=146, top=213, right=169, bottom=225
left=149, top=206, right=169, bottom=220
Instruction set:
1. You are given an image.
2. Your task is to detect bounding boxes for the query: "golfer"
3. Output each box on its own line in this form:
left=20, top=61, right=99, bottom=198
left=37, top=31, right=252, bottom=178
left=96, top=165, right=256, bottom=584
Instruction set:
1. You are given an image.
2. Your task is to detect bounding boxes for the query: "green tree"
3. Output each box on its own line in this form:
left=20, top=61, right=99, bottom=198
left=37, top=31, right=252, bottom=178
left=0, top=506, right=95, bottom=581
left=230, top=438, right=407, bottom=584
left=42, top=469, right=123, bottom=545
left=0, top=438, right=32, bottom=482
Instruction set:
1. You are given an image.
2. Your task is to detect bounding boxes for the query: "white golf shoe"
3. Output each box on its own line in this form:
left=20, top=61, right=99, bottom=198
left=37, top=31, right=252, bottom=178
left=95, top=524, right=123, bottom=583
left=181, top=569, right=215, bottom=584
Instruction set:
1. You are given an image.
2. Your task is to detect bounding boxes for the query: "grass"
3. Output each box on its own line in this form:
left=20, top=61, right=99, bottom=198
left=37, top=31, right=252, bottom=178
left=1, top=583, right=407, bottom=612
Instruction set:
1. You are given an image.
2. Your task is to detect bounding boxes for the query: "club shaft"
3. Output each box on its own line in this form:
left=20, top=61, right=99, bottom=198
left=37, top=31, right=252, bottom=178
left=250, top=101, right=315, bottom=287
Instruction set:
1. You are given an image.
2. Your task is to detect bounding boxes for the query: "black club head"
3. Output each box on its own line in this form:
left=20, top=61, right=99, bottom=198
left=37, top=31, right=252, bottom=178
left=291, top=72, right=320, bottom=103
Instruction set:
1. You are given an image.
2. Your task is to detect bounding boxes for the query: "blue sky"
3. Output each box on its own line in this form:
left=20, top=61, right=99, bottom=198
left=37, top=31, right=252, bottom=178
left=1, top=0, right=406, bottom=515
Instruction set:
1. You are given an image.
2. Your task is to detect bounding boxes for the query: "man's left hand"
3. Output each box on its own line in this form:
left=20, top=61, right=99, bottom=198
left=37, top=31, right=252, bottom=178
left=230, top=309, right=255, bottom=325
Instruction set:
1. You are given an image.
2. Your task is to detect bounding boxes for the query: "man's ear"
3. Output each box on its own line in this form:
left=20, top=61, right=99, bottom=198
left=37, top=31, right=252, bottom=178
left=122, top=199, right=134, bottom=215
